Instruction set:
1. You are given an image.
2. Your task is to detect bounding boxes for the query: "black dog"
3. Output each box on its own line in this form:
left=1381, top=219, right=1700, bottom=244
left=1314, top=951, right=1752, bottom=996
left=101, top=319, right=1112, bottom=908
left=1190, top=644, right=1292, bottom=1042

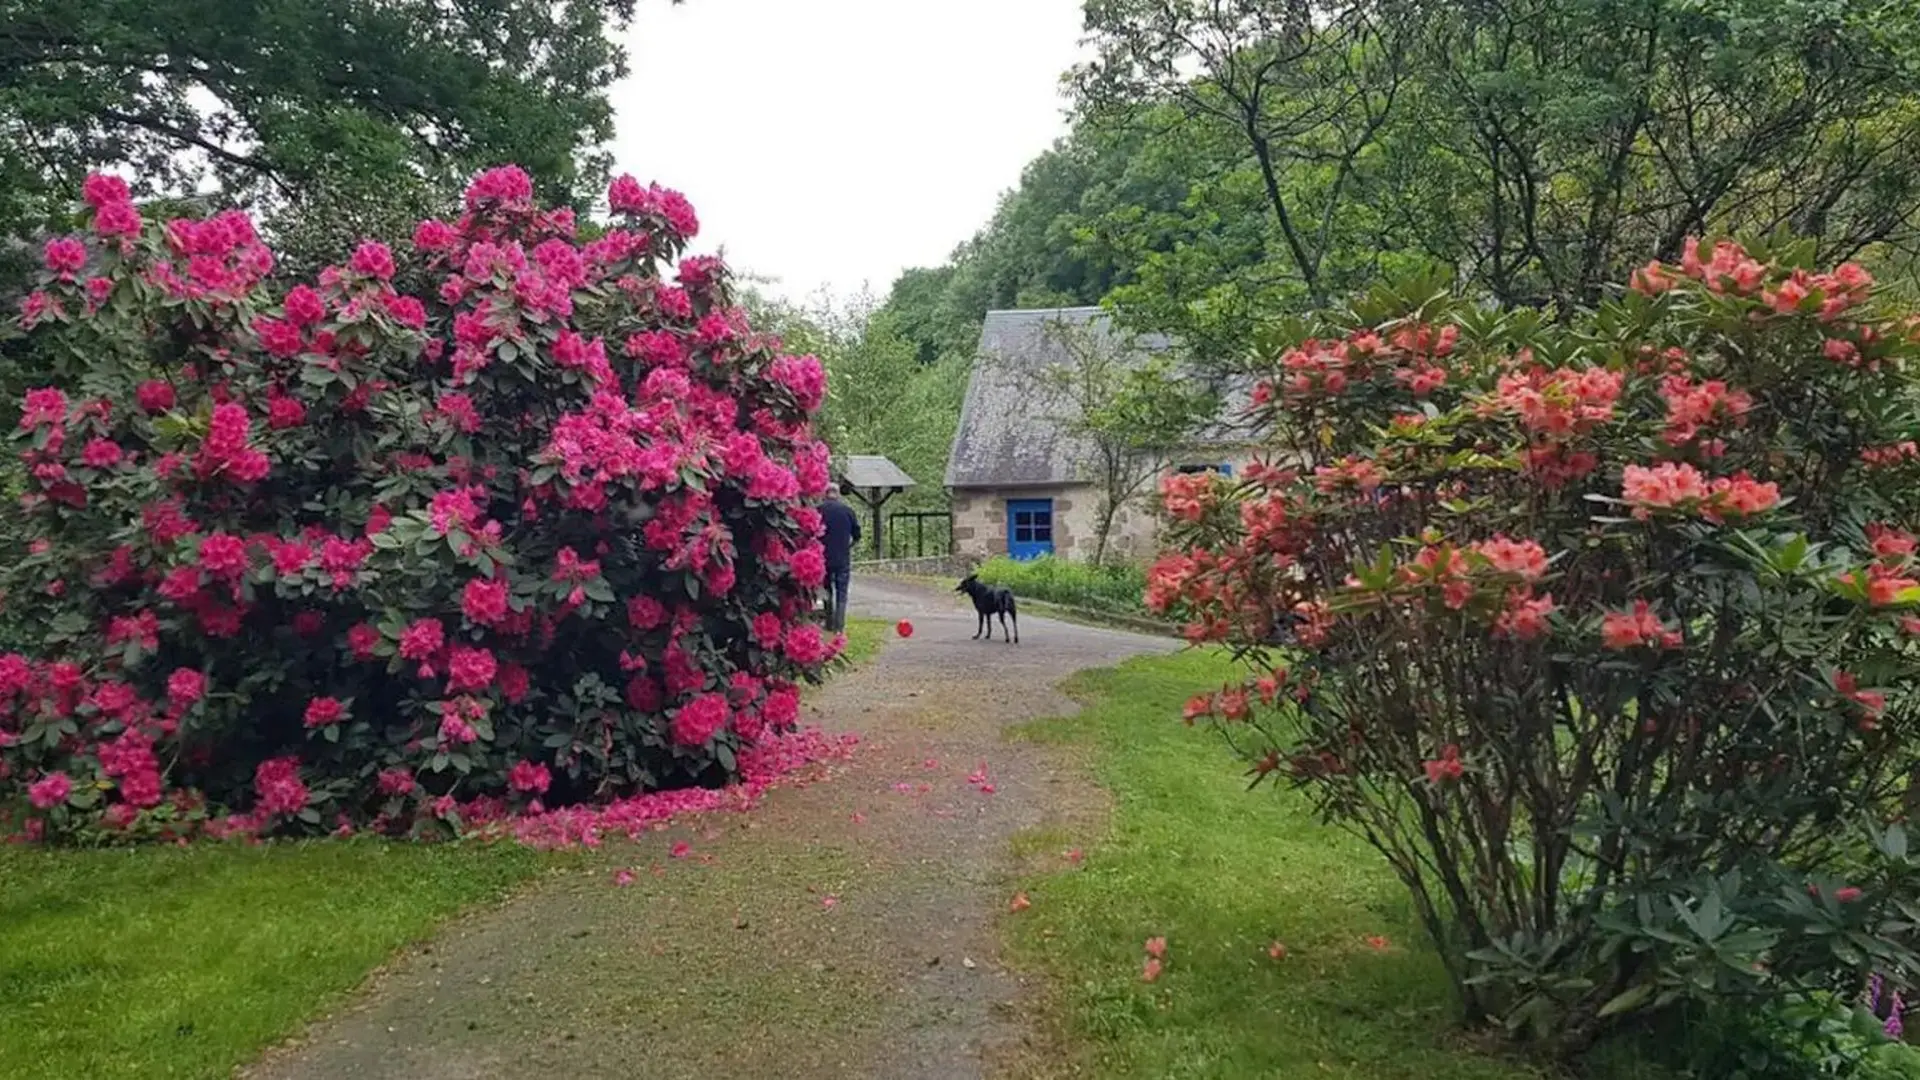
left=956, top=574, right=1019, bottom=644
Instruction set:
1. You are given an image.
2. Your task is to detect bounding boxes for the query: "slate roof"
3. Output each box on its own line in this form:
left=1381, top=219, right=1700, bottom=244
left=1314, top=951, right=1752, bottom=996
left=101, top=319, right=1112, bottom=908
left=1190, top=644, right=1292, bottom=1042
left=944, top=307, right=1255, bottom=489
left=839, top=454, right=918, bottom=491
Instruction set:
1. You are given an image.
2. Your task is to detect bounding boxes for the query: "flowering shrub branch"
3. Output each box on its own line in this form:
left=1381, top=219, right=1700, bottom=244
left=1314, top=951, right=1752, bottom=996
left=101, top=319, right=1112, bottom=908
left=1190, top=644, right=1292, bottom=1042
left=1, top=167, right=842, bottom=842
left=1153, top=239, right=1920, bottom=1052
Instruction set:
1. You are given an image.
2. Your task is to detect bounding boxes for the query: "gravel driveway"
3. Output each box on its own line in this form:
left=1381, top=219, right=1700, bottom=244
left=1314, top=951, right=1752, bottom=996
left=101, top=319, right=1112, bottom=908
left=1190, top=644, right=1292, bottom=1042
left=246, top=576, right=1176, bottom=1080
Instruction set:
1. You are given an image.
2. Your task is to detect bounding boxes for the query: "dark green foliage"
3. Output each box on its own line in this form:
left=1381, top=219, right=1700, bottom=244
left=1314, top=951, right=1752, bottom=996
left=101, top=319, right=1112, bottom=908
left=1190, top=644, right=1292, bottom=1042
left=973, top=555, right=1150, bottom=617
left=0, top=0, right=651, bottom=245
left=886, top=0, right=1920, bottom=368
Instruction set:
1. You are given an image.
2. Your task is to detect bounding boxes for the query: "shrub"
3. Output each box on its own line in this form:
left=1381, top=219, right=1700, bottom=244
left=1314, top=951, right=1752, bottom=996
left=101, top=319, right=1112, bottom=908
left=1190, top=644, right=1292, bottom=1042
left=1151, top=241, right=1920, bottom=1055
left=1669, top=992, right=1920, bottom=1080
left=973, top=555, right=1149, bottom=617
left=0, top=167, right=840, bottom=842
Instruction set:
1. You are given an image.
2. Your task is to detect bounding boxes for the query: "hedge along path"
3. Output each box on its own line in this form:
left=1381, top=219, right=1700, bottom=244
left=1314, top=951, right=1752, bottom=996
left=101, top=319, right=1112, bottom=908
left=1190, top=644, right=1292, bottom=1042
left=245, top=576, right=1176, bottom=1080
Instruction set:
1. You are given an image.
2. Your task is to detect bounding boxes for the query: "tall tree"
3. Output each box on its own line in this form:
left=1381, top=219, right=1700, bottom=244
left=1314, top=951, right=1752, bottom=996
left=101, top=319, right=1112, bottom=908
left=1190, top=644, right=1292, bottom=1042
left=1076, top=0, right=1417, bottom=309
left=1073, top=0, right=1920, bottom=328
left=0, top=0, right=651, bottom=245
left=1405, top=0, right=1920, bottom=308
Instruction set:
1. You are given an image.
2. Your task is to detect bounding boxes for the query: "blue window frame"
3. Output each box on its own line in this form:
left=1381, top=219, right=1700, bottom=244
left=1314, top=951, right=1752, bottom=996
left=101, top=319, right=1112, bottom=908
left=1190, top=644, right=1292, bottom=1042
left=1006, top=498, right=1055, bottom=561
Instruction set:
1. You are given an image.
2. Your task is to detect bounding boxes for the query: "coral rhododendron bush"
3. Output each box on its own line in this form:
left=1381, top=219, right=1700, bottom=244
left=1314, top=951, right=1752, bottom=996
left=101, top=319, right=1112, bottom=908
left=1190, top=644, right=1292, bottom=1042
left=1153, top=241, right=1920, bottom=1051
left=0, top=167, right=843, bottom=842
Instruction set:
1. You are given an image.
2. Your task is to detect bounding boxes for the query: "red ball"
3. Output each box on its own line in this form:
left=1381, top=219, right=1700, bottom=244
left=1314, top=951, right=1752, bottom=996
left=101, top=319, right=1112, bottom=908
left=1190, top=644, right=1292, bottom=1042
left=896, top=619, right=915, bottom=639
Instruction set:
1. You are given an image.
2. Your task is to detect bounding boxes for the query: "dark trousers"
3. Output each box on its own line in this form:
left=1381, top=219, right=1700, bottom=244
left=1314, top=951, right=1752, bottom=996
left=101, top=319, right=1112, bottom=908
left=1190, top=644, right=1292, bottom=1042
left=826, top=565, right=852, bottom=632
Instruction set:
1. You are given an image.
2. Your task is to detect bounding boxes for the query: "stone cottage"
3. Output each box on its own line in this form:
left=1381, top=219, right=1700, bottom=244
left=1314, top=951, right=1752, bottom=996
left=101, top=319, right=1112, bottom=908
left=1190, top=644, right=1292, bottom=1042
left=944, top=306, right=1256, bottom=563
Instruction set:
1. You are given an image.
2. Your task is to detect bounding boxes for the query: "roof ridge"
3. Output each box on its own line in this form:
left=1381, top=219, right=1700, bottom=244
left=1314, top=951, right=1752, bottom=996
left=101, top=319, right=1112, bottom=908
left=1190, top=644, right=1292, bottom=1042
left=981, top=305, right=1106, bottom=318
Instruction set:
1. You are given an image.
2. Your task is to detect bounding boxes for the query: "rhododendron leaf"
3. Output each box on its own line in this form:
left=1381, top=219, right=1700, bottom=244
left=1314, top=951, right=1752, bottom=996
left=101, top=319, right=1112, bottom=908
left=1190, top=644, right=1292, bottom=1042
left=151, top=414, right=195, bottom=439
left=322, top=725, right=340, bottom=743
left=583, top=581, right=615, bottom=604
left=716, top=744, right=736, bottom=772
left=1594, top=983, right=1658, bottom=1021
left=543, top=732, right=573, bottom=749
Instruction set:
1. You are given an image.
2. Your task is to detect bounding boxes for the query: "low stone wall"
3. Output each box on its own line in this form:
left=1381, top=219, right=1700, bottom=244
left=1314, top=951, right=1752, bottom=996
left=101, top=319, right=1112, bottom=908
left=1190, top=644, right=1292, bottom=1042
left=851, top=555, right=974, bottom=578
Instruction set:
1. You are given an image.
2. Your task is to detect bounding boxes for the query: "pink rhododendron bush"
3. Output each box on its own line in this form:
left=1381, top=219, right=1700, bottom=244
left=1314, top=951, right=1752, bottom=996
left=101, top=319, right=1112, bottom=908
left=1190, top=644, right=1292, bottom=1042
left=1153, top=241, right=1920, bottom=1052
left=0, top=167, right=843, bottom=843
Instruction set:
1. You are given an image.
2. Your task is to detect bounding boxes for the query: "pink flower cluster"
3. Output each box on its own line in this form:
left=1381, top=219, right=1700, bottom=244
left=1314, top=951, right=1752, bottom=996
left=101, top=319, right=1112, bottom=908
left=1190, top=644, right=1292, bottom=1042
left=0, top=168, right=843, bottom=842
left=1621, top=462, right=1781, bottom=522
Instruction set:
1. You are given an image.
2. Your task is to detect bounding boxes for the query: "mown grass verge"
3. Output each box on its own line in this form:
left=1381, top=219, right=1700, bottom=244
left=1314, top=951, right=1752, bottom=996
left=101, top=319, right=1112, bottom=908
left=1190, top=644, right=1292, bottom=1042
left=999, top=648, right=1549, bottom=1080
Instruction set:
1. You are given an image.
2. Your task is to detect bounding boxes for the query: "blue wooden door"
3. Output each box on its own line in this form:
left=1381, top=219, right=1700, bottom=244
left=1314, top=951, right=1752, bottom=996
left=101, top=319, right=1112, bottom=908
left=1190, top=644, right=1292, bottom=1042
left=1006, top=498, right=1055, bottom=561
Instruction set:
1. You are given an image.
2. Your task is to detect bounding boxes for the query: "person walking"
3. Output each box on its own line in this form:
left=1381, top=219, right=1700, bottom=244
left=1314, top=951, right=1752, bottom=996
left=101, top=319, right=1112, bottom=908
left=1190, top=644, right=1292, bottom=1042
left=820, top=490, right=861, bottom=632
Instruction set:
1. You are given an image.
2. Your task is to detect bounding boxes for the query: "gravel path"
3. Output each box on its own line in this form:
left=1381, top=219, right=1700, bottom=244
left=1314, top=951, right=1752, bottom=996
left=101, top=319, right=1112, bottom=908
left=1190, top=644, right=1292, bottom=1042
left=245, top=576, right=1175, bottom=1080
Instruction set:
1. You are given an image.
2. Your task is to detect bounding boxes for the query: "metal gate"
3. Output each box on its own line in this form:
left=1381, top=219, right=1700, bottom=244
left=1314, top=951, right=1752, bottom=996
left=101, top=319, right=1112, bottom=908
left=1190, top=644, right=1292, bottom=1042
left=885, top=511, right=953, bottom=559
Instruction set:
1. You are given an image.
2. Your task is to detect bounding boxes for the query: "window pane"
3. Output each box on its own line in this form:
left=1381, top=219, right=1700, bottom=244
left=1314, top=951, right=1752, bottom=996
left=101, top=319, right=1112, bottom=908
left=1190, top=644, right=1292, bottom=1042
left=1034, top=526, right=1052, bottom=543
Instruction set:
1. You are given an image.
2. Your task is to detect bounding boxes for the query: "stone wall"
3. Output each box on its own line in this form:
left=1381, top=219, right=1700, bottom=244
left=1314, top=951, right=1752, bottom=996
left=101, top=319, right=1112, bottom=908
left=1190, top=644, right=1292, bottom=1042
left=950, top=449, right=1260, bottom=563
left=849, top=555, right=973, bottom=577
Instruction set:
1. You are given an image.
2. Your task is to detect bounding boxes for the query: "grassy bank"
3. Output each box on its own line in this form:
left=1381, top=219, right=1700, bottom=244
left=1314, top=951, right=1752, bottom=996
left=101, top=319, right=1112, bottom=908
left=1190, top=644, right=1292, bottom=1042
left=1002, top=648, right=1544, bottom=1079
left=0, top=840, right=549, bottom=1079
left=973, top=555, right=1152, bottom=619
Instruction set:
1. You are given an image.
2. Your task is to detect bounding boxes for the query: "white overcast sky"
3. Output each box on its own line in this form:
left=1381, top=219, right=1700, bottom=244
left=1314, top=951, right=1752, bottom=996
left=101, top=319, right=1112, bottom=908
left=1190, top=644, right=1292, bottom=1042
left=609, top=0, right=1086, bottom=303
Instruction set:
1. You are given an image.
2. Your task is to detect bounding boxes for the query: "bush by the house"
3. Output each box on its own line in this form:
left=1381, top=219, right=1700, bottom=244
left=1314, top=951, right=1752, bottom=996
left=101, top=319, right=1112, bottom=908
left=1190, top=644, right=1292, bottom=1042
left=973, top=555, right=1149, bottom=618
left=1151, top=240, right=1920, bottom=1055
left=0, top=167, right=840, bottom=842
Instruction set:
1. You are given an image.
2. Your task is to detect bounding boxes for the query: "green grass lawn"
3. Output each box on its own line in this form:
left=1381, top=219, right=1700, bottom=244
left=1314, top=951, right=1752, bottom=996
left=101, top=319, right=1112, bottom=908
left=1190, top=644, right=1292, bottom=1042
left=0, top=617, right=889, bottom=1080
left=1004, top=648, right=1549, bottom=1080
left=0, top=840, right=549, bottom=1079
left=838, top=614, right=886, bottom=667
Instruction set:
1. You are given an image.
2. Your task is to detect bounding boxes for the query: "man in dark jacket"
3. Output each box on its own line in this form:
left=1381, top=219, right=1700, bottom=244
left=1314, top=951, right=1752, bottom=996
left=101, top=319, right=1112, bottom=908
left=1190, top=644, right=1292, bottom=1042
left=820, top=491, right=861, bottom=632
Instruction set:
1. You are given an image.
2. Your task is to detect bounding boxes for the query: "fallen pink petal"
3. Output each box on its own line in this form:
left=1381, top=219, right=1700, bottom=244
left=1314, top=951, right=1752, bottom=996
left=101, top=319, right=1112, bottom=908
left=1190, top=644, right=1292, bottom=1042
left=821, top=894, right=839, bottom=910
left=1145, top=936, right=1167, bottom=959
left=612, top=868, right=635, bottom=887
left=670, top=841, right=691, bottom=859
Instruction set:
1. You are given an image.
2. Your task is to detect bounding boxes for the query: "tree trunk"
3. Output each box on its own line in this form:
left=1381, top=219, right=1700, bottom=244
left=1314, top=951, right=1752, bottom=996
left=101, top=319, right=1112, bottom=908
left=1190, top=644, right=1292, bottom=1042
left=1092, top=494, right=1117, bottom=567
